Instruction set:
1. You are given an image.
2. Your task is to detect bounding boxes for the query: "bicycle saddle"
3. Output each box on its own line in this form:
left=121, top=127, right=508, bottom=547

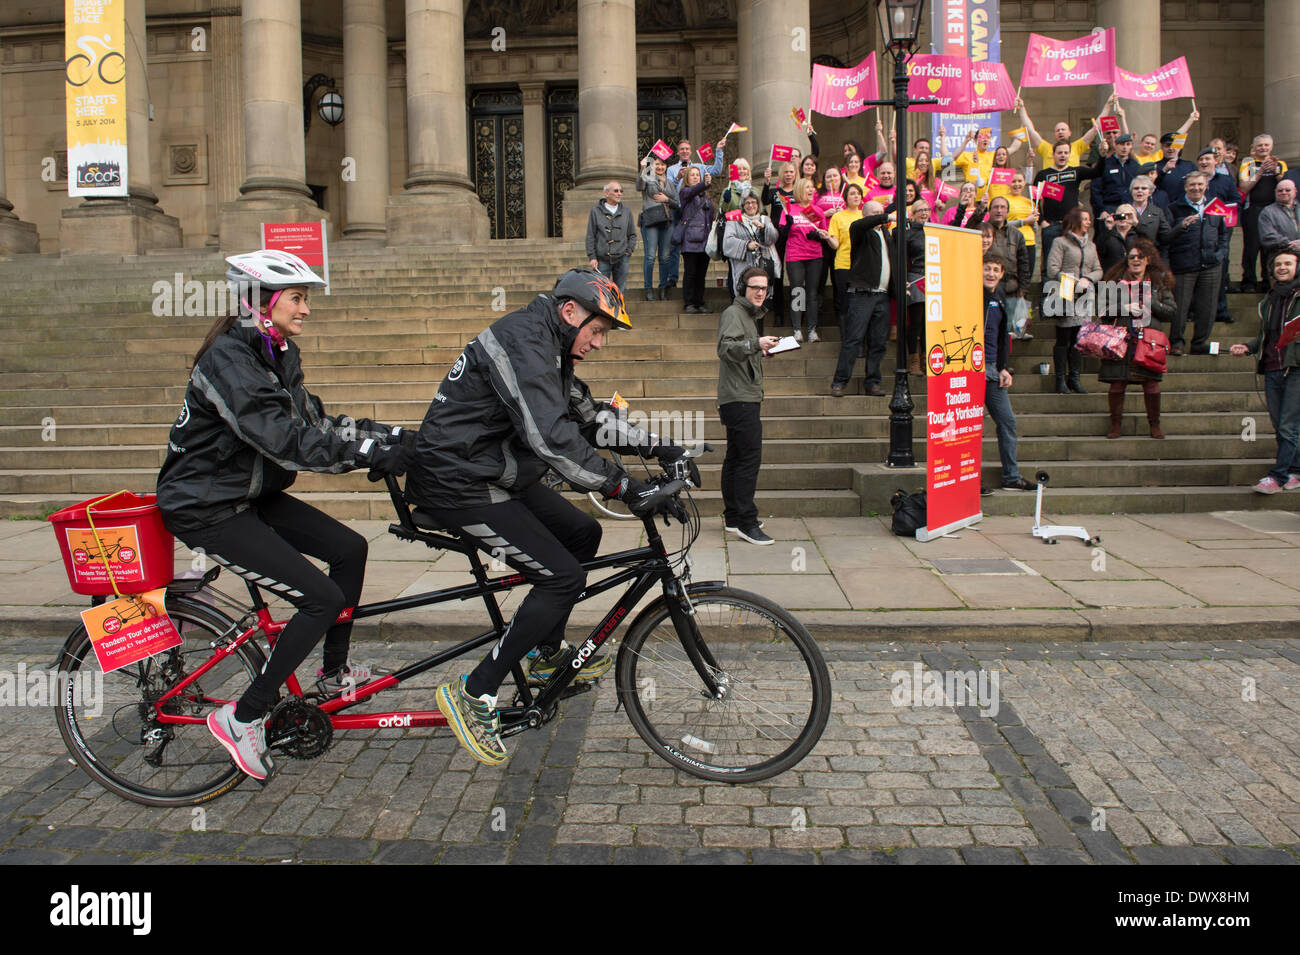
left=410, top=508, right=448, bottom=532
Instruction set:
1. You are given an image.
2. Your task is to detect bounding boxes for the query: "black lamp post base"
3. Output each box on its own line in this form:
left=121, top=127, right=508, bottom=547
left=886, top=366, right=917, bottom=468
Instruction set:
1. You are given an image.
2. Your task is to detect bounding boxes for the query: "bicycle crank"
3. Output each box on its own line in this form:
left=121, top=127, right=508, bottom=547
left=266, top=698, right=333, bottom=759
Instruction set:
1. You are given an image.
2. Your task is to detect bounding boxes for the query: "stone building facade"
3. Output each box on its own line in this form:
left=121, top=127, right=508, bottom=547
left=0, top=0, right=1285, bottom=255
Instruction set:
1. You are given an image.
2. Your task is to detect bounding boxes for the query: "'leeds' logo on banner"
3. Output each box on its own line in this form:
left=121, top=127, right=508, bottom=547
left=75, top=161, right=122, bottom=188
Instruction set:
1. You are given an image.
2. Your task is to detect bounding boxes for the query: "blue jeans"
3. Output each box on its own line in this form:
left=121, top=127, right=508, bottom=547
left=642, top=223, right=672, bottom=290
left=596, top=255, right=630, bottom=295
left=985, top=374, right=1021, bottom=484
left=1040, top=223, right=1063, bottom=285
left=1264, top=368, right=1300, bottom=482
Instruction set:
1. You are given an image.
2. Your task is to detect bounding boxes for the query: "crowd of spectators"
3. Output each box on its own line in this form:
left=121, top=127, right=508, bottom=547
left=583, top=104, right=1300, bottom=496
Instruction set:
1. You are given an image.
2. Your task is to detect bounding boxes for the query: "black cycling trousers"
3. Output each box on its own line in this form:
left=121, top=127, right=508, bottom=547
left=175, top=493, right=367, bottom=722
left=426, top=483, right=602, bottom=699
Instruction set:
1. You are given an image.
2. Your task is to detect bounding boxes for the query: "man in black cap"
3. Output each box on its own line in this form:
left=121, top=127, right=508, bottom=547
left=1153, top=131, right=1197, bottom=206
left=1091, top=132, right=1157, bottom=219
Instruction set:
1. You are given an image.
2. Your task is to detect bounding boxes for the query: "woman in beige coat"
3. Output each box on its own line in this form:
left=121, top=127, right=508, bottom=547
left=1046, top=206, right=1104, bottom=393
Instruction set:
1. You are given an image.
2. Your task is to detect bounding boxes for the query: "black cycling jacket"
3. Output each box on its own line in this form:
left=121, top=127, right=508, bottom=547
left=156, top=320, right=394, bottom=532
left=405, top=294, right=656, bottom=509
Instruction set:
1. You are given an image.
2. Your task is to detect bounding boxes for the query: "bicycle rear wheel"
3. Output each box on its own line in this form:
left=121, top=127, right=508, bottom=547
left=616, top=586, right=830, bottom=783
left=55, top=594, right=265, bottom=807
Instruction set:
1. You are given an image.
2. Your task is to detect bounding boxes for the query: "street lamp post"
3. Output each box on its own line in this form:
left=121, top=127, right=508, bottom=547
left=866, top=0, right=933, bottom=468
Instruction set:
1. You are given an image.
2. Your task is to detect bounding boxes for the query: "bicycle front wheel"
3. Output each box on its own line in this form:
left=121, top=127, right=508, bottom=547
left=55, top=594, right=265, bottom=807
left=616, top=586, right=830, bottom=783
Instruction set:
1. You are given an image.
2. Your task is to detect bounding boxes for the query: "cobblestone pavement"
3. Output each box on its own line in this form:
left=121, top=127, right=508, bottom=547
left=1, top=635, right=1297, bottom=864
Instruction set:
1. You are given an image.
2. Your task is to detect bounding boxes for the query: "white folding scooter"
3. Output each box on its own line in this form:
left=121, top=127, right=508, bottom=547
left=1031, top=470, right=1101, bottom=546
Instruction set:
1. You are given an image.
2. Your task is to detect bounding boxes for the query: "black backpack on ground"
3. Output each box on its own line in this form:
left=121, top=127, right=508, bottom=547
left=890, top=488, right=927, bottom=537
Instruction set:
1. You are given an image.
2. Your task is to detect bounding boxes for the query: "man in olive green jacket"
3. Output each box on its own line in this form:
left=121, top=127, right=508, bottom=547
left=717, top=265, right=781, bottom=544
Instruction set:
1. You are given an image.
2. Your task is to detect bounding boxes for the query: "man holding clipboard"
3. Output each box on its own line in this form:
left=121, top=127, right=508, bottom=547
left=1229, top=250, right=1300, bottom=493
left=717, top=267, right=783, bottom=545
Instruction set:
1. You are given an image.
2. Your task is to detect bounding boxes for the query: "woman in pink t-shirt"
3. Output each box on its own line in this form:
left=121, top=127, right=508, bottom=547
left=779, top=178, right=831, bottom=342
left=941, top=181, right=988, bottom=229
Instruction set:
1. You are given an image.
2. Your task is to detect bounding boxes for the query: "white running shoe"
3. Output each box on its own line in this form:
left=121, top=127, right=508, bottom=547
left=793, top=329, right=804, bottom=343
left=207, top=702, right=273, bottom=780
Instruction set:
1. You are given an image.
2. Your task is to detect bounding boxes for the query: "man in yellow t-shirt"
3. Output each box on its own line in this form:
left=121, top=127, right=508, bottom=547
left=1134, top=133, right=1163, bottom=166
left=1016, top=97, right=1099, bottom=169
left=953, top=127, right=996, bottom=184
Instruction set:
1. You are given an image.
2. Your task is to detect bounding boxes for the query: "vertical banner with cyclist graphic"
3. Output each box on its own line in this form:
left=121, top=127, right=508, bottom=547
left=65, top=0, right=128, bottom=196
left=80, top=588, right=182, bottom=673
left=918, top=223, right=984, bottom=541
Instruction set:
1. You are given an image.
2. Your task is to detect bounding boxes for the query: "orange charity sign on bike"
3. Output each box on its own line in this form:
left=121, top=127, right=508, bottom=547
left=80, top=588, right=182, bottom=673
left=63, top=525, right=143, bottom=589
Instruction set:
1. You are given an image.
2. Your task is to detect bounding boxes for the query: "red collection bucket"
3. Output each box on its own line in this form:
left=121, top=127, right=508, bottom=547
left=48, top=491, right=175, bottom=596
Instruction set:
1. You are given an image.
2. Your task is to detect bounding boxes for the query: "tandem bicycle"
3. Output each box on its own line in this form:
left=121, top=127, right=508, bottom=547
left=52, top=449, right=831, bottom=806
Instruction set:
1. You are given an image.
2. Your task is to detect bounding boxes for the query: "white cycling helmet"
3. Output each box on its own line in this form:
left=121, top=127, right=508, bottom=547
left=224, top=249, right=325, bottom=290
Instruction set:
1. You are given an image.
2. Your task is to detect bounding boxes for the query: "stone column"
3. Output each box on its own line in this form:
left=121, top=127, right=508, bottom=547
left=750, top=0, right=810, bottom=172
left=386, top=0, right=488, bottom=245
left=218, top=0, right=328, bottom=250
left=736, top=0, right=753, bottom=164
left=342, top=0, right=390, bottom=240
left=562, top=0, right=637, bottom=241
left=1265, top=0, right=1300, bottom=161
left=207, top=11, right=246, bottom=246
left=0, top=38, right=39, bottom=254
left=521, top=82, right=547, bottom=239
left=61, top=0, right=183, bottom=255
left=1096, top=0, right=1161, bottom=146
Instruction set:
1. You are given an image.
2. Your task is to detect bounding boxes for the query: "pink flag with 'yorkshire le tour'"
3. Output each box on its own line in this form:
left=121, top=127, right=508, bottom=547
left=810, top=51, right=877, bottom=118
left=905, top=54, right=971, bottom=114
left=968, top=61, right=1016, bottom=114
left=1020, top=29, right=1116, bottom=88
left=1113, top=56, right=1196, bottom=103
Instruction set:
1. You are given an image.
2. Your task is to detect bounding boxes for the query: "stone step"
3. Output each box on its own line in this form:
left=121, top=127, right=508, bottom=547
left=0, top=368, right=1270, bottom=406
left=0, top=390, right=1272, bottom=427
left=852, top=459, right=1285, bottom=503
left=938, top=484, right=1300, bottom=517
left=0, top=488, right=864, bottom=522
left=0, top=435, right=1279, bottom=484
left=0, top=459, right=853, bottom=495
left=0, top=408, right=1270, bottom=446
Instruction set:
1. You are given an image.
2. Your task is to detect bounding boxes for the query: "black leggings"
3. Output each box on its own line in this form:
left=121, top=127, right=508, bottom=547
left=907, top=300, right=925, bottom=356
left=682, top=251, right=710, bottom=308
left=173, top=493, right=367, bottom=722
left=427, top=482, right=602, bottom=699
left=1056, top=324, right=1081, bottom=350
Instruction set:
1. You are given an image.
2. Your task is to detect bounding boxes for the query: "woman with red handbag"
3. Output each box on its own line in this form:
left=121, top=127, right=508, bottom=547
left=1097, top=238, right=1177, bottom=438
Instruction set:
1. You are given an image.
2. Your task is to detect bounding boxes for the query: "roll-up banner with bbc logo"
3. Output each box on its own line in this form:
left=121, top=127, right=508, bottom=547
left=65, top=0, right=128, bottom=197
left=917, top=223, right=985, bottom=542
